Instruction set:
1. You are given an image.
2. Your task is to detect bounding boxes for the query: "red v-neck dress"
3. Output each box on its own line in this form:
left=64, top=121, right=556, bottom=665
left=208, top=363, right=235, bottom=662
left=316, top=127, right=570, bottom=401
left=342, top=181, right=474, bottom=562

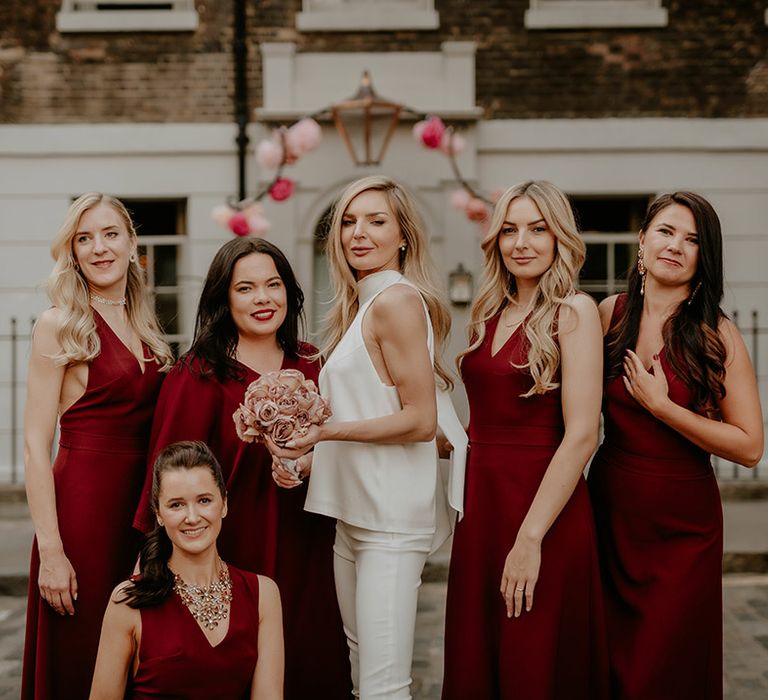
left=133, top=345, right=351, bottom=700
left=130, top=565, right=260, bottom=699
left=443, top=314, right=608, bottom=700
left=588, top=294, right=723, bottom=699
left=22, top=310, right=164, bottom=700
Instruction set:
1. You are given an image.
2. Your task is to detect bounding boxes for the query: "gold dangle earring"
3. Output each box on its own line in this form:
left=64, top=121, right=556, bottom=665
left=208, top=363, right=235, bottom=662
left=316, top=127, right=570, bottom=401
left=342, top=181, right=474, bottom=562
left=637, top=246, right=646, bottom=296
left=687, top=281, right=702, bottom=306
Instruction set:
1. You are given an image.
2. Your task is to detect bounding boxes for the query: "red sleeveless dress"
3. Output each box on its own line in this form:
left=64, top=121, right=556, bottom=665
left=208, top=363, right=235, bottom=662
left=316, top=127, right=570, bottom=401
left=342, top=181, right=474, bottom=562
left=588, top=294, right=723, bottom=700
left=443, top=314, right=608, bottom=700
left=133, top=346, right=351, bottom=700
left=130, top=566, right=260, bottom=699
left=22, top=310, right=164, bottom=700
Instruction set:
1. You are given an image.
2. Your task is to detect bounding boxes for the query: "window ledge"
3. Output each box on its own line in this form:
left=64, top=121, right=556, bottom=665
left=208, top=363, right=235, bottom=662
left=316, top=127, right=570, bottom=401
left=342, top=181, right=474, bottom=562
left=525, top=2, right=668, bottom=30
left=56, top=10, right=199, bottom=33
left=296, top=8, right=439, bottom=32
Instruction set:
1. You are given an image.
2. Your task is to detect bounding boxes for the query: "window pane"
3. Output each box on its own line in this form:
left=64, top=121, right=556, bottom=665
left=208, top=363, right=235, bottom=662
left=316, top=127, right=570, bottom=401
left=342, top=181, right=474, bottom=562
left=615, top=242, right=636, bottom=280
left=154, top=245, right=178, bottom=287
left=581, top=243, right=607, bottom=283
left=155, top=292, right=179, bottom=335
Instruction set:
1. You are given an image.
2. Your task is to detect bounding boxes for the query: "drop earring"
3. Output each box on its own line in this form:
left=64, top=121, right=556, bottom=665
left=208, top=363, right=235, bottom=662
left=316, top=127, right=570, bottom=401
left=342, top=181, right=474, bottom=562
left=687, top=281, right=702, bottom=306
left=637, top=247, right=646, bottom=296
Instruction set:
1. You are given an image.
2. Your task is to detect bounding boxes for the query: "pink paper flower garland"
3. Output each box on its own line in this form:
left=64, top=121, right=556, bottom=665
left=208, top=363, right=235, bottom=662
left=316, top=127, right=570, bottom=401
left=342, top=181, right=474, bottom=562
left=213, top=111, right=494, bottom=236
left=212, top=118, right=323, bottom=237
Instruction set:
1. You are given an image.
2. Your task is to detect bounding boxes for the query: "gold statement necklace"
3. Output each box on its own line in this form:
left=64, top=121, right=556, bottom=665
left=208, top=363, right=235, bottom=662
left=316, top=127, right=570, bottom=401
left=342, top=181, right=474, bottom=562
left=173, top=561, right=233, bottom=630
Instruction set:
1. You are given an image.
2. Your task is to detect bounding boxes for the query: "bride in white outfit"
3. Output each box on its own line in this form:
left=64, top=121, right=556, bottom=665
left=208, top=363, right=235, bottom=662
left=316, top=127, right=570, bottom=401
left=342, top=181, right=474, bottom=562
left=270, top=175, right=465, bottom=699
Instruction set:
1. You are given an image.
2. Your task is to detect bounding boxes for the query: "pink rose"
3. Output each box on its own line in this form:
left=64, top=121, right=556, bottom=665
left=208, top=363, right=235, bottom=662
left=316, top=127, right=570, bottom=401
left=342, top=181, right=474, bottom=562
left=244, top=383, right=269, bottom=404
left=308, top=395, right=332, bottom=424
left=233, top=406, right=260, bottom=443
left=270, top=417, right=297, bottom=446
left=294, top=386, right=315, bottom=410
left=276, top=369, right=304, bottom=393
left=269, top=177, right=295, bottom=202
left=228, top=212, right=250, bottom=237
left=294, top=409, right=311, bottom=429
left=254, top=400, right=280, bottom=427
left=276, top=395, right=300, bottom=416
left=301, top=378, right=319, bottom=393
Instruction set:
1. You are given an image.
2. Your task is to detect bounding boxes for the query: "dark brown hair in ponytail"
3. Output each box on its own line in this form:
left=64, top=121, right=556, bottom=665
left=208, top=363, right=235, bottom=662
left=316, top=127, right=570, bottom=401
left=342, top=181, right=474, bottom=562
left=119, top=441, right=226, bottom=609
left=605, top=192, right=727, bottom=412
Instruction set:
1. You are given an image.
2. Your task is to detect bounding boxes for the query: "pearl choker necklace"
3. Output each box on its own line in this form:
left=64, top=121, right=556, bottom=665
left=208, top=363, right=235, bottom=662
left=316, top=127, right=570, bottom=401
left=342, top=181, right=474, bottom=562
left=91, top=293, right=126, bottom=306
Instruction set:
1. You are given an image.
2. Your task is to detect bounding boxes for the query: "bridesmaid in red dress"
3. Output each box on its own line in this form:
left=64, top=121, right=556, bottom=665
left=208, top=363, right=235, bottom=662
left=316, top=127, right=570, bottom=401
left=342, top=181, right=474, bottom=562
left=133, top=237, right=351, bottom=699
left=588, top=192, right=764, bottom=700
left=90, top=441, right=283, bottom=699
left=22, top=194, right=172, bottom=699
left=443, top=181, right=608, bottom=700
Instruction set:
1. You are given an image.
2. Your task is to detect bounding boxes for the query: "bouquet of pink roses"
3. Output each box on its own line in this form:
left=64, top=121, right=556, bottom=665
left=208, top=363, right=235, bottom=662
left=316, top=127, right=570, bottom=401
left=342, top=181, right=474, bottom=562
left=233, top=369, right=331, bottom=477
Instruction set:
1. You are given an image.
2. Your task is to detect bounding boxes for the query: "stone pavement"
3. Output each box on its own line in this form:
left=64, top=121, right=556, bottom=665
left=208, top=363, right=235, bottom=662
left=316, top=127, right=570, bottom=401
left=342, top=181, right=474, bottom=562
left=0, top=488, right=766, bottom=698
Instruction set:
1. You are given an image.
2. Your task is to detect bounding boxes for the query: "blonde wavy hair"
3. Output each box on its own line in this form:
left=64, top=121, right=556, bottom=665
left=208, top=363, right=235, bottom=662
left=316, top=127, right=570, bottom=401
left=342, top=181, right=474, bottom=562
left=458, top=181, right=585, bottom=396
left=320, top=176, right=453, bottom=390
left=47, top=193, right=173, bottom=369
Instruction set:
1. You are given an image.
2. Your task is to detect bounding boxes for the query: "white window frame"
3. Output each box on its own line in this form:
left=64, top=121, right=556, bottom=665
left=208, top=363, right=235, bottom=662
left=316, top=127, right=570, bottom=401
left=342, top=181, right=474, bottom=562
left=296, top=0, right=439, bottom=32
left=56, top=0, right=198, bottom=34
left=525, top=1, right=668, bottom=30
left=136, top=234, right=187, bottom=348
left=579, top=232, right=638, bottom=298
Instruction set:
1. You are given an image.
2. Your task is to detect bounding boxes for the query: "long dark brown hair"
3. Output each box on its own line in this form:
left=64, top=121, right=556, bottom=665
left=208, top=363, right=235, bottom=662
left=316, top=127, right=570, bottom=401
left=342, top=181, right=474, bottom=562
left=605, top=192, right=727, bottom=412
left=184, top=237, right=306, bottom=382
left=119, top=441, right=227, bottom=609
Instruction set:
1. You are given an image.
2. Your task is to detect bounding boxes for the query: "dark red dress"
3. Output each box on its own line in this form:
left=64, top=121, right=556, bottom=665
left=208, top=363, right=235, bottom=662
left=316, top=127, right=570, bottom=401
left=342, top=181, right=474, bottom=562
left=443, top=314, right=608, bottom=700
left=130, top=565, right=260, bottom=699
left=588, top=294, right=723, bottom=700
left=22, top=310, right=164, bottom=700
left=133, top=346, right=351, bottom=700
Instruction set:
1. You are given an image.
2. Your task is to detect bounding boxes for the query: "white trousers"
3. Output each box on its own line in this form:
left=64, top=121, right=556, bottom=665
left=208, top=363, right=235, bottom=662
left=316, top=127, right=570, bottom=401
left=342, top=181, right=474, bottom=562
left=333, top=521, right=433, bottom=700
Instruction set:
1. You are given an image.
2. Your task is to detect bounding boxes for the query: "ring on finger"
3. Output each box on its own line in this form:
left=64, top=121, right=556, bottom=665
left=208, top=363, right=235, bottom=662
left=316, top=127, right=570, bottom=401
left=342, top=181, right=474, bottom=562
left=515, top=587, right=525, bottom=592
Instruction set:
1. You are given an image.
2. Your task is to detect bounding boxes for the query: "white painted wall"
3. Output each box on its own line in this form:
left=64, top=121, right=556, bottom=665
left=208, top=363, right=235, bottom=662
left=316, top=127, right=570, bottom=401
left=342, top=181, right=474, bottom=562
left=1, top=117, right=766, bottom=481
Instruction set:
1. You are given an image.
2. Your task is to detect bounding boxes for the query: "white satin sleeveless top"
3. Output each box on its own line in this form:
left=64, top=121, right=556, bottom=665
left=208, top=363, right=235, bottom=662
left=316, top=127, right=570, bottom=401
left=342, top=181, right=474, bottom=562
left=305, top=269, right=466, bottom=541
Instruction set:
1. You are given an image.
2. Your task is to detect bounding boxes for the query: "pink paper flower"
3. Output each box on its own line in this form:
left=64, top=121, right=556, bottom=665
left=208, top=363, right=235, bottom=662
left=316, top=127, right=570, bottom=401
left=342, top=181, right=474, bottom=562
left=212, top=204, right=235, bottom=226
left=286, top=118, right=322, bottom=155
left=256, top=138, right=284, bottom=170
left=418, top=116, right=446, bottom=149
left=440, top=131, right=466, bottom=156
left=269, top=177, right=295, bottom=202
left=450, top=189, right=471, bottom=210
left=412, top=120, right=427, bottom=143
left=465, top=198, right=490, bottom=223
left=228, top=212, right=251, bottom=237
left=246, top=212, right=270, bottom=236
